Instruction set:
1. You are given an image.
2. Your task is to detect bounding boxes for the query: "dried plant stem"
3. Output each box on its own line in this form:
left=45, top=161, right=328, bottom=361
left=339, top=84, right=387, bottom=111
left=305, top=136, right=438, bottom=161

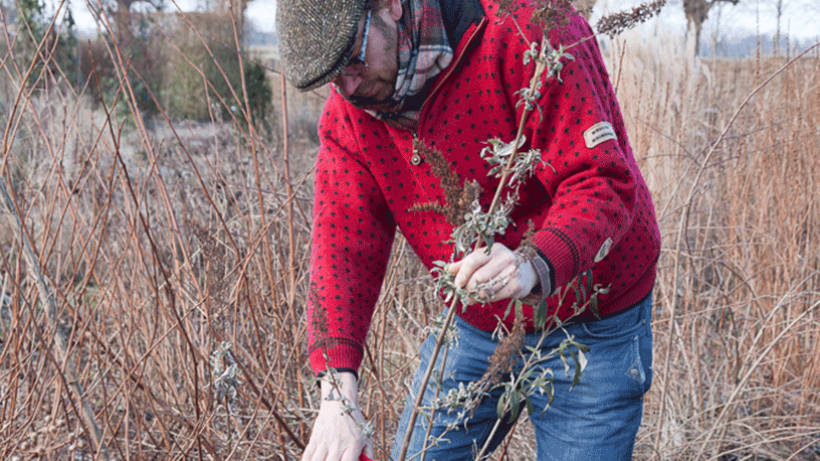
left=695, top=292, right=819, bottom=459
left=654, top=39, right=820, bottom=458
left=0, top=177, right=111, bottom=460
left=94, top=25, right=307, bottom=451
left=396, top=31, right=549, bottom=461
left=473, top=323, right=560, bottom=461
left=1, top=0, right=66, bottom=160
left=417, top=345, right=449, bottom=461
left=278, top=48, right=306, bottom=436
left=280, top=60, right=298, bottom=312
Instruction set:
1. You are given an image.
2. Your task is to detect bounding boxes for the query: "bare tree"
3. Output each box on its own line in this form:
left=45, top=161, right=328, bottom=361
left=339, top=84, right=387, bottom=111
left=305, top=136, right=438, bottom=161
left=195, top=0, right=254, bottom=44
left=773, top=0, right=783, bottom=52
left=684, top=0, right=739, bottom=55
left=0, top=0, right=14, bottom=25
left=102, top=0, right=165, bottom=46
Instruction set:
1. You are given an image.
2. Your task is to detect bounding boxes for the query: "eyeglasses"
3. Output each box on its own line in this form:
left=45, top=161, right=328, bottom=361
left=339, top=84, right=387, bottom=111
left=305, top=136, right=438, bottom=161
left=341, top=10, right=371, bottom=76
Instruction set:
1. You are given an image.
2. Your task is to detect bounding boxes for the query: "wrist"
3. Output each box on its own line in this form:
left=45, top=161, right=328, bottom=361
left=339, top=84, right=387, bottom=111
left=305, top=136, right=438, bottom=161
left=320, top=370, right=359, bottom=404
left=531, top=279, right=542, bottom=296
left=519, top=254, right=553, bottom=305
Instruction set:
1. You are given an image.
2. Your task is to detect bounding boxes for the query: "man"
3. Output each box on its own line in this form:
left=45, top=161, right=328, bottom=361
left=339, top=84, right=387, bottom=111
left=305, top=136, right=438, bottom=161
left=276, top=0, right=661, bottom=459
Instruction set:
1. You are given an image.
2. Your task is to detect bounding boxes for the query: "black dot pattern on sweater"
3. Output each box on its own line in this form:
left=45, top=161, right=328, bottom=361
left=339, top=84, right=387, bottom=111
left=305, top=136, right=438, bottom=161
left=306, top=2, right=661, bottom=375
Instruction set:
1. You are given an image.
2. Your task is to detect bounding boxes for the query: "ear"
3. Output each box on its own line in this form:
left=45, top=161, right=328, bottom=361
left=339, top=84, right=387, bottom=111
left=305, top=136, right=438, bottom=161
left=387, top=0, right=402, bottom=21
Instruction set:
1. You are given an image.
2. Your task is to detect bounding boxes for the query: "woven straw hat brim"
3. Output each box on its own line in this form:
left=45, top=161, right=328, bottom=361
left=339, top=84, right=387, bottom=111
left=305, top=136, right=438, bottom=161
left=277, top=0, right=365, bottom=91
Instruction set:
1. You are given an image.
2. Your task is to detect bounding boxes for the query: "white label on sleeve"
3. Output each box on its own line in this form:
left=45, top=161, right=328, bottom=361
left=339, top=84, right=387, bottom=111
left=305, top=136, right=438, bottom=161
left=594, top=237, right=613, bottom=263
left=583, top=121, right=617, bottom=148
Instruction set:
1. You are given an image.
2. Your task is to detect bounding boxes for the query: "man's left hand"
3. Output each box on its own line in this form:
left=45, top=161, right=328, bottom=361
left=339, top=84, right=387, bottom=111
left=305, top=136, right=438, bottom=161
left=446, top=242, right=537, bottom=305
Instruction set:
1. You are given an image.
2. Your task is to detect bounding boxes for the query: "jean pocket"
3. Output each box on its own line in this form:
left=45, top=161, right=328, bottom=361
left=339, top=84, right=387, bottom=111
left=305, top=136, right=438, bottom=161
left=630, top=335, right=648, bottom=391
left=580, top=295, right=651, bottom=340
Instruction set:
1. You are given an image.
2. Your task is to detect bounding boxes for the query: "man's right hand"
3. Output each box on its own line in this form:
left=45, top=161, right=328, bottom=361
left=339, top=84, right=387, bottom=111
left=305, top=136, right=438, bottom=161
left=301, top=371, right=375, bottom=461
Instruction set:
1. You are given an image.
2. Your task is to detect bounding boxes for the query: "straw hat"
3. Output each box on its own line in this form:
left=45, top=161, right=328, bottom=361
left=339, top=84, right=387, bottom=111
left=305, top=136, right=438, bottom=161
left=276, top=0, right=366, bottom=91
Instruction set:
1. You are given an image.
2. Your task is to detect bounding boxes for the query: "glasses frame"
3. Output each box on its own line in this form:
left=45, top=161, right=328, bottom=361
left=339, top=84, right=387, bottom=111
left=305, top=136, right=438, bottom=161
left=341, top=9, right=371, bottom=76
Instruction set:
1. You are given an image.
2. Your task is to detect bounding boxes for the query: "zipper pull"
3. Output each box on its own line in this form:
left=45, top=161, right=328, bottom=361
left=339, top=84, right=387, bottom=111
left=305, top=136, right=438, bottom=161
left=411, top=133, right=423, bottom=166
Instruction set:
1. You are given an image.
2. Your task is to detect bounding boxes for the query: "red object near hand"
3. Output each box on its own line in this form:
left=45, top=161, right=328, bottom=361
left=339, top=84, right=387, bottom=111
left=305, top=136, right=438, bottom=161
left=359, top=454, right=375, bottom=461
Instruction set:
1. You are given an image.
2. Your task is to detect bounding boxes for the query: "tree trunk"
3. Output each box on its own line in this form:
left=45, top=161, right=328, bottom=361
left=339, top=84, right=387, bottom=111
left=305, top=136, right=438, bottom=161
left=683, top=0, right=714, bottom=56
left=113, top=4, right=133, bottom=46
left=684, top=0, right=740, bottom=57
left=774, top=0, right=783, bottom=54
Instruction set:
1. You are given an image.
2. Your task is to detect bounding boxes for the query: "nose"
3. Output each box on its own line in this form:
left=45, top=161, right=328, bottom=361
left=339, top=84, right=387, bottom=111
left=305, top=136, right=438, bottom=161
left=333, top=73, right=362, bottom=97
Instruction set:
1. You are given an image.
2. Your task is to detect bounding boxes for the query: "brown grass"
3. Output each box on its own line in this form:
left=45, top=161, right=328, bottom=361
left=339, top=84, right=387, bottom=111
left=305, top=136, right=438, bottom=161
left=611, top=29, right=820, bottom=461
left=0, top=7, right=819, bottom=461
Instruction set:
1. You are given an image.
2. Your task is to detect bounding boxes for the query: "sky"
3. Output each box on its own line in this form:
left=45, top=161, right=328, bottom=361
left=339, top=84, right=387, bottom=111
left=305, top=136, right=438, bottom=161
left=64, top=0, right=820, bottom=44
left=600, top=0, right=818, bottom=42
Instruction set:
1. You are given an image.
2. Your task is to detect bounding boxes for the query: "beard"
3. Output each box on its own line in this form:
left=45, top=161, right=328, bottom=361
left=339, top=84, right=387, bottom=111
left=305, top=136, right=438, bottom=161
left=341, top=9, right=401, bottom=112
left=344, top=79, right=398, bottom=111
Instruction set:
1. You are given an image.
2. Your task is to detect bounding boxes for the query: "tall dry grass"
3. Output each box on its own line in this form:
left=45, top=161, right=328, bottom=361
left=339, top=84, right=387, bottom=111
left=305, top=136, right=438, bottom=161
left=611, top=29, right=820, bottom=460
left=0, top=6, right=818, bottom=461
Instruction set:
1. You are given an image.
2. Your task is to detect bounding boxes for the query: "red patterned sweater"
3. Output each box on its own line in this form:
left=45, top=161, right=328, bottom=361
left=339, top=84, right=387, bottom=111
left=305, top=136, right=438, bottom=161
left=307, top=0, right=661, bottom=376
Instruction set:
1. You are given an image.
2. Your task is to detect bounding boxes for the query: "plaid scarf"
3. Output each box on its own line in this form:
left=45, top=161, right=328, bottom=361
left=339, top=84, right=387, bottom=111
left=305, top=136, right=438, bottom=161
left=371, top=0, right=453, bottom=128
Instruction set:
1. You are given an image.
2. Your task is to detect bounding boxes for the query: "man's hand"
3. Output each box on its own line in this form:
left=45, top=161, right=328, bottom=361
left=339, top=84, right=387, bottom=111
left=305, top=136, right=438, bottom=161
left=446, top=242, right=538, bottom=305
left=302, top=372, right=375, bottom=461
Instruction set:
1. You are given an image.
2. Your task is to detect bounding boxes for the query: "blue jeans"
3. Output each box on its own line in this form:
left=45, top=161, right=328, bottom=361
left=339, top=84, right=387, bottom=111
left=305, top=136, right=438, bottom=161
left=391, top=293, right=653, bottom=461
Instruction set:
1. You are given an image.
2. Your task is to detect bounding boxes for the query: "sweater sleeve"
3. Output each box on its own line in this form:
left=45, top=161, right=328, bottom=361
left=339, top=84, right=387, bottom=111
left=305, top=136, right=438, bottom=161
left=307, top=129, right=397, bottom=376
left=526, top=24, right=637, bottom=292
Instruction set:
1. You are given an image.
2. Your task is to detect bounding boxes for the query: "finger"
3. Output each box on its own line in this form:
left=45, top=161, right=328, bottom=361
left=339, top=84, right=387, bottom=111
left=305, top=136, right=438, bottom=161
left=341, top=445, right=360, bottom=461
left=301, top=440, right=317, bottom=461
left=492, top=264, right=522, bottom=300
left=305, top=443, right=326, bottom=461
left=467, top=248, right=516, bottom=293
left=466, top=262, right=508, bottom=292
left=446, top=260, right=462, bottom=274
left=453, top=249, right=494, bottom=288
left=363, top=440, right=375, bottom=459
left=345, top=438, right=368, bottom=461
left=327, top=447, right=342, bottom=461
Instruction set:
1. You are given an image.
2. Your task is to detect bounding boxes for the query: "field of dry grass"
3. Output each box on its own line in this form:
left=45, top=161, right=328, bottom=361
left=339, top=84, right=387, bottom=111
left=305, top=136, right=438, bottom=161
left=1, top=10, right=819, bottom=461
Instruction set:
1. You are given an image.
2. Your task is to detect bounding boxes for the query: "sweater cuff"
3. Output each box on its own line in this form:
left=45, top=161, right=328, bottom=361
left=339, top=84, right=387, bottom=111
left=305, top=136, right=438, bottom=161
left=520, top=251, right=554, bottom=306
left=530, top=228, right=579, bottom=290
left=308, top=340, right=363, bottom=377
left=316, top=368, right=359, bottom=382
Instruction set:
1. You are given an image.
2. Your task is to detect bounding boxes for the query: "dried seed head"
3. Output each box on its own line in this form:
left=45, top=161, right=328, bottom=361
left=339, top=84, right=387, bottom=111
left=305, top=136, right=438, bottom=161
left=407, top=140, right=481, bottom=228
left=494, top=0, right=521, bottom=16
left=596, top=0, right=666, bottom=38
left=482, top=315, right=526, bottom=386
left=516, top=220, right=540, bottom=264
left=530, top=0, right=576, bottom=31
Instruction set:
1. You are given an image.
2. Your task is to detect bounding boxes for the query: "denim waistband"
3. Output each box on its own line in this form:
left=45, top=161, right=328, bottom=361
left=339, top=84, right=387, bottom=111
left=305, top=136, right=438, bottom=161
left=579, top=291, right=652, bottom=324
